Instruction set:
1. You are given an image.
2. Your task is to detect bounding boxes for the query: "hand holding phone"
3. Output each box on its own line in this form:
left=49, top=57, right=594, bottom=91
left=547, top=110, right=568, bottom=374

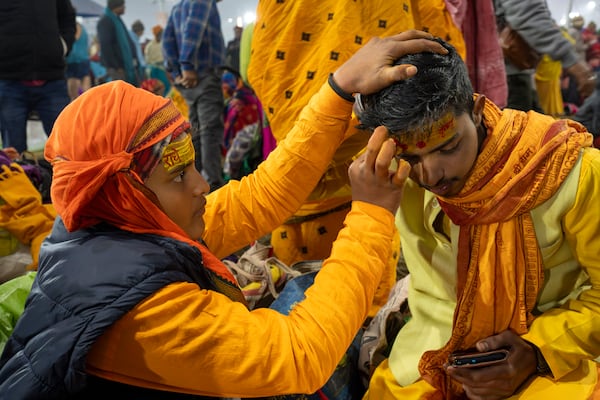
left=448, top=348, right=509, bottom=368
left=446, top=332, right=536, bottom=398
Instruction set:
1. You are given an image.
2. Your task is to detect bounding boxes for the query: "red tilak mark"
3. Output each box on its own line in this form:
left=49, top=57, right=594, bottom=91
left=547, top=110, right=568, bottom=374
left=393, top=138, right=409, bottom=152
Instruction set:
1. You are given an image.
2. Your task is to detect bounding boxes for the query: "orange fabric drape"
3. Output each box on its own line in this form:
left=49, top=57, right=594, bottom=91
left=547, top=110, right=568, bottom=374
left=418, top=98, right=593, bottom=398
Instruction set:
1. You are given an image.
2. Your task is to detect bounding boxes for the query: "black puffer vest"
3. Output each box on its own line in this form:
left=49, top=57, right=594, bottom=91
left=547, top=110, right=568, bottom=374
left=0, top=218, right=220, bottom=399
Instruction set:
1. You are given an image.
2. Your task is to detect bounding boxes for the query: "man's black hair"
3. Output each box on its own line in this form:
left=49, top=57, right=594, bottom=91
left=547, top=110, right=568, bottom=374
left=357, top=38, right=474, bottom=141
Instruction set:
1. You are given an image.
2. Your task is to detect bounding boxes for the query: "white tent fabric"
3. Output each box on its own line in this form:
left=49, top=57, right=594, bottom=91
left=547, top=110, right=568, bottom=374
left=71, top=0, right=104, bottom=18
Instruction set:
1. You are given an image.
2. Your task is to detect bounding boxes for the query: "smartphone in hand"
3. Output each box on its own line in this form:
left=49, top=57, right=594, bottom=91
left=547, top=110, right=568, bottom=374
left=448, top=348, right=509, bottom=368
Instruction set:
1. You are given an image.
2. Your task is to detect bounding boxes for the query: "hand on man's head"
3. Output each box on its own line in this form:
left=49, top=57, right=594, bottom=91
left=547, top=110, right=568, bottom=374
left=332, top=30, right=449, bottom=97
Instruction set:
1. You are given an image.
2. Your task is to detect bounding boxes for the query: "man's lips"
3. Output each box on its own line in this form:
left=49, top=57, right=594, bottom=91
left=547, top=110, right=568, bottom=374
left=424, top=181, right=454, bottom=196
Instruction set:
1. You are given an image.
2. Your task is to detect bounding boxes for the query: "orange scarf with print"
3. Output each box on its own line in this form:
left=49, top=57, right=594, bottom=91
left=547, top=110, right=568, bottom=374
left=45, top=81, right=245, bottom=304
left=418, top=98, right=593, bottom=399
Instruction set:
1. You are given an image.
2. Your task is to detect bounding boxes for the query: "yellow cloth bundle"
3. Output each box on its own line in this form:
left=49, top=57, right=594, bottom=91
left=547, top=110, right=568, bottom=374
left=0, top=164, right=57, bottom=270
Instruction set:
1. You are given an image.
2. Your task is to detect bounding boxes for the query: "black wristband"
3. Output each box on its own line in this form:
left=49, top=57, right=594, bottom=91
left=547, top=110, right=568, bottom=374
left=328, top=73, right=355, bottom=103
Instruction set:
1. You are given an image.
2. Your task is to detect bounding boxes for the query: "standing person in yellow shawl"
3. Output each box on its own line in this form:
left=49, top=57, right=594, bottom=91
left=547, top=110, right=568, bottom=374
left=247, top=0, right=467, bottom=315
left=356, top=37, right=600, bottom=399
left=0, top=32, right=449, bottom=398
left=534, top=24, right=577, bottom=117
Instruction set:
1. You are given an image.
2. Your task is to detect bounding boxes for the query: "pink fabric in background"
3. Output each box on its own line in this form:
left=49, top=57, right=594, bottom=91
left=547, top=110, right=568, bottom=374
left=445, top=0, right=508, bottom=108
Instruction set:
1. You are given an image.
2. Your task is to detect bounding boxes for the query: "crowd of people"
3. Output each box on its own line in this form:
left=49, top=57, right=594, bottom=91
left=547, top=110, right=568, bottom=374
left=1, top=0, right=600, bottom=399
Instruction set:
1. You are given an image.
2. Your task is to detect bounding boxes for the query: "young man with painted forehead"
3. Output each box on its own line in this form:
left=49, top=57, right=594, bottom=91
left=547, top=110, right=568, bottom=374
left=358, top=38, right=600, bottom=399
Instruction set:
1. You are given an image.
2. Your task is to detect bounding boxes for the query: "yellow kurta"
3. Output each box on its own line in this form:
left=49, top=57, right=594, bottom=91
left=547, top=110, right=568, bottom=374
left=85, top=83, right=398, bottom=397
left=365, top=147, right=600, bottom=398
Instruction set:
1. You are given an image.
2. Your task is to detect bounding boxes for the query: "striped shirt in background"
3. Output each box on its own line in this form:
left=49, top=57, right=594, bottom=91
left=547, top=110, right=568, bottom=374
left=162, top=0, right=225, bottom=79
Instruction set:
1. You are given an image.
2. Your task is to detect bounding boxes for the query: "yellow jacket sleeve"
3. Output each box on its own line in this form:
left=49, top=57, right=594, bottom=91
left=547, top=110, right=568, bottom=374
left=86, top=202, right=396, bottom=397
left=202, top=81, right=354, bottom=259
left=522, top=148, right=600, bottom=379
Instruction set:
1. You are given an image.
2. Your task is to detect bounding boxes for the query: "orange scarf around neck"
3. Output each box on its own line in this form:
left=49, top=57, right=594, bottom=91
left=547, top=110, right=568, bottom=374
left=418, top=98, right=593, bottom=399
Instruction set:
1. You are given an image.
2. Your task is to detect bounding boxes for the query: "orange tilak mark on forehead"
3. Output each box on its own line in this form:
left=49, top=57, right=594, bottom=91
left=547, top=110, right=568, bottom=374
left=162, top=134, right=195, bottom=173
left=436, top=114, right=455, bottom=138
left=393, top=112, right=457, bottom=155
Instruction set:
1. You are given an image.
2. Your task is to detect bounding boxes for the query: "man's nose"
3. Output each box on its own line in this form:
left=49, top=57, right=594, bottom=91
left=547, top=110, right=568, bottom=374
left=418, top=156, right=444, bottom=187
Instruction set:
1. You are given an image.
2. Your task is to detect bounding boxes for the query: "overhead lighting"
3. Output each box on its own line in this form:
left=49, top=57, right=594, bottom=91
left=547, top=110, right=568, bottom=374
left=588, top=1, right=597, bottom=11
left=243, top=11, right=256, bottom=24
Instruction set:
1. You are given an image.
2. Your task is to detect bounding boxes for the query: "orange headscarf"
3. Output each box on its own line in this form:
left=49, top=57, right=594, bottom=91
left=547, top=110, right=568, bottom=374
left=418, top=98, right=593, bottom=399
left=45, top=81, right=244, bottom=303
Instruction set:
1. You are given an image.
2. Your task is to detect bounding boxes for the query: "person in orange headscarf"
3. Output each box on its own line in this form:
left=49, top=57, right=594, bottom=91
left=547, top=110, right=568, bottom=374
left=357, top=38, right=600, bottom=399
left=0, top=32, right=448, bottom=398
left=144, top=24, right=164, bottom=68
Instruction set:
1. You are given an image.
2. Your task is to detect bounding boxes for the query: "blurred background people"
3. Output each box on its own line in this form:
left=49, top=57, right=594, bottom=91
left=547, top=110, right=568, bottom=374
left=163, top=0, right=226, bottom=191
left=65, top=19, right=92, bottom=101
left=221, top=69, right=272, bottom=181
left=584, top=21, right=600, bottom=71
left=225, top=25, right=243, bottom=72
left=144, top=25, right=165, bottom=68
left=97, top=0, right=141, bottom=86
left=89, top=36, right=109, bottom=86
left=568, top=15, right=588, bottom=62
left=129, top=19, right=146, bottom=79
left=535, top=21, right=575, bottom=116
left=494, top=0, right=596, bottom=112
left=0, top=0, right=75, bottom=152
left=143, top=24, right=171, bottom=108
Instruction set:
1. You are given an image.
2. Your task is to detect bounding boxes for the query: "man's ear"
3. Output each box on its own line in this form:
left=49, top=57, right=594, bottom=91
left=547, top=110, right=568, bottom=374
left=472, top=95, right=486, bottom=126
